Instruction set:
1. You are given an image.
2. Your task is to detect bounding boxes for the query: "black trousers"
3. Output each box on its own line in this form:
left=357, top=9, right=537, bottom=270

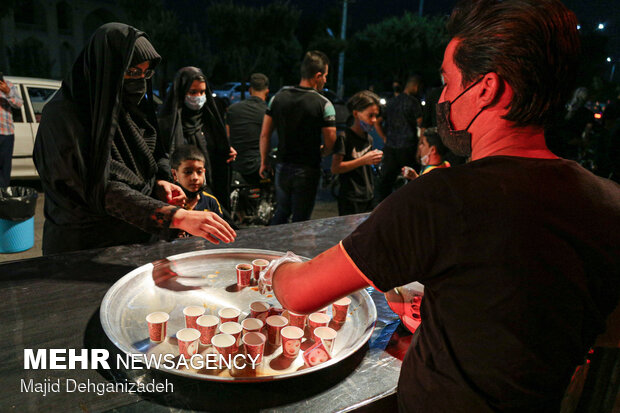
left=0, top=134, right=14, bottom=187
left=337, top=197, right=373, bottom=216
left=376, top=145, right=417, bottom=202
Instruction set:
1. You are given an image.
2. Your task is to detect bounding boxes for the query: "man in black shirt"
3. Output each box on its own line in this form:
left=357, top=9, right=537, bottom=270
left=269, top=1, right=620, bottom=412
left=375, top=75, right=424, bottom=202
left=226, top=73, right=269, bottom=186
left=259, top=50, right=337, bottom=224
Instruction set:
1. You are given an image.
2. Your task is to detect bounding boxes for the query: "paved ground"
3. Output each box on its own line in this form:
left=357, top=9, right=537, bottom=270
left=0, top=182, right=339, bottom=263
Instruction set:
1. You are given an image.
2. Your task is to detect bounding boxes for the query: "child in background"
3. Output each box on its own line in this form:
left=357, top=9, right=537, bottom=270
left=331, top=90, right=383, bottom=215
left=171, top=144, right=223, bottom=218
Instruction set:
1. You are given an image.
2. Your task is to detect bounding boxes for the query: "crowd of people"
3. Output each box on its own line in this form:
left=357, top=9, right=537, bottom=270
left=7, top=0, right=620, bottom=410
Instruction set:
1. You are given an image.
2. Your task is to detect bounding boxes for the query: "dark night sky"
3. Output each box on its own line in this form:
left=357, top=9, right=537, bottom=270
left=170, top=0, right=619, bottom=63
left=222, top=0, right=619, bottom=58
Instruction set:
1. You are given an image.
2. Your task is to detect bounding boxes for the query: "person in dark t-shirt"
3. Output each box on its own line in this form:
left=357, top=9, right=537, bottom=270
left=259, top=50, right=337, bottom=224
left=375, top=75, right=423, bottom=202
left=266, top=1, right=620, bottom=412
left=331, top=91, right=383, bottom=215
left=226, top=73, right=269, bottom=186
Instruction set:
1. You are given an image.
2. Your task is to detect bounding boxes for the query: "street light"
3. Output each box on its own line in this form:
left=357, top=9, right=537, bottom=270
left=577, top=24, right=581, bottom=30
left=607, top=57, right=612, bottom=63
left=597, top=23, right=605, bottom=30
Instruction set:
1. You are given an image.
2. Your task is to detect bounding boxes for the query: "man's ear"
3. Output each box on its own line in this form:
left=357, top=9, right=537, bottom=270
left=477, top=72, right=504, bottom=109
left=171, top=169, right=178, bottom=182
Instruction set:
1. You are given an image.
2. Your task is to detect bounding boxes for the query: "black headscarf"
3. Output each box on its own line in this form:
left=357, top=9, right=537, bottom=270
left=159, top=66, right=231, bottom=210
left=34, top=23, right=167, bottom=251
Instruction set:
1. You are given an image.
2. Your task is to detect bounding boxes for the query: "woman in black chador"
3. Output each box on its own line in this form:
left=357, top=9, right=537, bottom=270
left=34, top=24, right=235, bottom=255
left=158, top=67, right=236, bottom=212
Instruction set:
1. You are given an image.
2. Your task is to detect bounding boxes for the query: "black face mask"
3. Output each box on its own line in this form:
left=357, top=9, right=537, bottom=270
left=177, top=182, right=202, bottom=200
left=123, top=78, right=147, bottom=106
left=436, top=76, right=485, bottom=157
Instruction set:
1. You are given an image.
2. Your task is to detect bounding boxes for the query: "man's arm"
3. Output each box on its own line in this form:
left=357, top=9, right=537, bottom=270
left=272, top=243, right=373, bottom=314
left=320, top=126, right=337, bottom=156
left=259, top=114, right=274, bottom=178
left=0, top=81, right=23, bottom=109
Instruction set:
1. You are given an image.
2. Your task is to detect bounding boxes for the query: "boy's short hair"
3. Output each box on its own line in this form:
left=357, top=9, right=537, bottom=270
left=424, top=127, right=449, bottom=157
left=250, top=73, right=269, bottom=91
left=171, top=145, right=205, bottom=169
left=346, top=90, right=381, bottom=113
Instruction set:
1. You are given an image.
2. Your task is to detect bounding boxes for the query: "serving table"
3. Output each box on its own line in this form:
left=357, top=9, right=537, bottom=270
left=0, top=214, right=404, bottom=413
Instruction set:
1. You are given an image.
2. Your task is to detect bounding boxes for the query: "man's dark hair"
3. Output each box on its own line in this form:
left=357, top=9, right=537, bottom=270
left=447, top=0, right=580, bottom=126
left=424, top=127, right=449, bottom=157
left=406, top=75, right=422, bottom=88
left=250, top=73, right=269, bottom=91
left=300, top=50, right=329, bottom=79
left=171, top=144, right=205, bottom=169
left=347, top=90, right=381, bottom=113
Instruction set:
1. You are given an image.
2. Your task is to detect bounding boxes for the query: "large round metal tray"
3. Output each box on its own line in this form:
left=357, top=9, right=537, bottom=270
left=100, top=248, right=377, bottom=382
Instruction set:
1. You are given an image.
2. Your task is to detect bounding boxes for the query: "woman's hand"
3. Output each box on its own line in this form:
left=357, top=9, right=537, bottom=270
left=156, top=180, right=186, bottom=206
left=227, top=146, right=238, bottom=163
left=171, top=209, right=237, bottom=244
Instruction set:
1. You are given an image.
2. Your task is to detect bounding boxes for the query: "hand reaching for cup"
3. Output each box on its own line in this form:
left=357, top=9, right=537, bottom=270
left=171, top=209, right=236, bottom=244
left=258, top=251, right=304, bottom=294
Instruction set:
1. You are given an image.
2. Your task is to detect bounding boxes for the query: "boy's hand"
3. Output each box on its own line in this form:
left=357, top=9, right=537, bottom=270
left=171, top=209, right=237, bottom=244
left=156, top=180, right=187, bottom=206
left=363, top=149, right=383, bottom=165
left=402, top=166, right=419, bottom=180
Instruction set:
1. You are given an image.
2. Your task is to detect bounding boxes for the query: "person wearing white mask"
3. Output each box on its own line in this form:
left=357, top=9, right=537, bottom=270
left=159, top=67, right=237, bottom=212
left=402, top=127, right=450, bottom=180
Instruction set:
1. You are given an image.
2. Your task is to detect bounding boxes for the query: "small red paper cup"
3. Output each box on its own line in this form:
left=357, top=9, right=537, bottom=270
left=265, top=315, right=288, bottom=345
left=219, top=321, right=242, bottom=352
left=332, top=297, right=352, bottom=323
left=211, top=333, right=236, bottom=360
left=183, top=306, right=205, bottom=329
left=303, top=341, right=332, bottom=367
left=218, top=307, right=241, bottom=324
left=177, top=328, right=201, bottom=359
left=250, top=301, right=270, bottom=321
left=268, top=307, right=284, bottom=317
left=284, top=310, right=307, bottom=330
left=252, top=258, right=269, bottom=281
left=146, top=312, right=169, bottom=343
left=308, top=312, right=330, bottom=334
left=281, top=326, right=304, bottom=358
left=236, top=263, right=253, bottom=288
left=196, top=314, right=219, bottom=345
left=317, top=307, right=329, bottom=314
left=313, top=326, right=337, bottom=354
left=241, top=318, right=264, bottom=336
left=243, top=332, right=267, bottom=365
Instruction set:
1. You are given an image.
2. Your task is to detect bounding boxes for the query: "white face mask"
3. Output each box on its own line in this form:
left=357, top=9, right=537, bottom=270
left=184, top=95, right=206, bottom=110
left=420, top=153, right=430, bottom=166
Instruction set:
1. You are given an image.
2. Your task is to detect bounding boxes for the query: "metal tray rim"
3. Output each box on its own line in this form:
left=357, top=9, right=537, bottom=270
left=100, top=248, right=377, bottom=382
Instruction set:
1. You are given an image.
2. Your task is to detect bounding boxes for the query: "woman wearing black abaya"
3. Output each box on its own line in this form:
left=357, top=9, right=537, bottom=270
left=158, top=67, right=236, bottom=212
left=34, top=23, right=235, bottom=255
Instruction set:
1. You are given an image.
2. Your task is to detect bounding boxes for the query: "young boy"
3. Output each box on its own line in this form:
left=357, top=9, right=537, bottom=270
left=331, top=90, right=383, bottom=215
left=171, top=144, right=223, bottom=217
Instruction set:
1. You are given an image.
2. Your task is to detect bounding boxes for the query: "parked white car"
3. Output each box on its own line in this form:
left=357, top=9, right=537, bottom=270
left=5, top=76, right=61, bottom=179
left=212, top=82, right=249, bottom=105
